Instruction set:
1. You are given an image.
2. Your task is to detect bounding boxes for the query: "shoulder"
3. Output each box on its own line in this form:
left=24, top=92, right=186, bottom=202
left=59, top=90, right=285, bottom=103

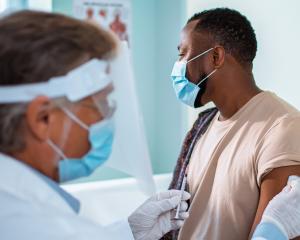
left=263, top=113, right=300, bottom=139
left=0, top=190, right=103, bottom=239
left=263, top=92, right=299, bottom=115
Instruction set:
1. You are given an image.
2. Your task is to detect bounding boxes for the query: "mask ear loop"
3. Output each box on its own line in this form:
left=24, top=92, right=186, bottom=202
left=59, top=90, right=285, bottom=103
left=47, top=139, right=68, bottom=159
left=187, top=47, right=214, bottom=63
left=196, top=69, right=217, bottom=86
left=185, top=47, right=217, bottom=86
left=59, top=115, right=73, bottom=152
left=46, top=102, right=80, bottom=161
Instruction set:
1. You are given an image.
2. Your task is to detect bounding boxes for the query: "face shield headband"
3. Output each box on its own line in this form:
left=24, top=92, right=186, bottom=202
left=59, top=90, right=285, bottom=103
left=0, top=59, right=112, bottom=104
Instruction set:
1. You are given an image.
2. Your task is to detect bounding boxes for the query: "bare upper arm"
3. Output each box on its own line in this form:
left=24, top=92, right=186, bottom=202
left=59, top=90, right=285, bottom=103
left=249, top=165, right=300, bottom=239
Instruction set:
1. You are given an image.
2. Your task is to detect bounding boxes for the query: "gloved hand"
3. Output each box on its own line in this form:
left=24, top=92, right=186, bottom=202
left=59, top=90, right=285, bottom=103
left=261, top=175, right=300, bottom=239
left=128, top=190, right=190, bottom=240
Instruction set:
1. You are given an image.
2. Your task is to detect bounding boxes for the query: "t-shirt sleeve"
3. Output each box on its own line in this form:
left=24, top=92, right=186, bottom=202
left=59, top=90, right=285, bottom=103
left=255, top=114, right=300, bottom=186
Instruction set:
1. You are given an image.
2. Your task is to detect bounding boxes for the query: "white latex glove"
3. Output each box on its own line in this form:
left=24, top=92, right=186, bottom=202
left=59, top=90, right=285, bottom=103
left=261, top=176, right=300, bottom=239
left=128, top=190, right=190, bottom=240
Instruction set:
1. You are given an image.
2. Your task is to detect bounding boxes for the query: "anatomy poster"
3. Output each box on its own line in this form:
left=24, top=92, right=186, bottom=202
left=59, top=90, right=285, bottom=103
left=73, top=0, right=131, bottom=44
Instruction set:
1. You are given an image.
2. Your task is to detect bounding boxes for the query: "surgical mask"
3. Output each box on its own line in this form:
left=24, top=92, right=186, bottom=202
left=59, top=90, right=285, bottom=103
left=171, top=48, right=217, bottom=108
left=48, top=108, right=115, bottom=182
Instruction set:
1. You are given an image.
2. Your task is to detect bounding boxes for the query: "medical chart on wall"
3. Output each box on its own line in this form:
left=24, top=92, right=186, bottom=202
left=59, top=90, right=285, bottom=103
left=73, top=0, right=131, bottom=44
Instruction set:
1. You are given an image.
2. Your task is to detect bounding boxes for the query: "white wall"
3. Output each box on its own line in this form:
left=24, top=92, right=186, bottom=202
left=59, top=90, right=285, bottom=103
left=186, top=0, right=300, bottom=126
left=28, top=0, right=51, bottom=11
left=0, top=0, right=7, bottom=12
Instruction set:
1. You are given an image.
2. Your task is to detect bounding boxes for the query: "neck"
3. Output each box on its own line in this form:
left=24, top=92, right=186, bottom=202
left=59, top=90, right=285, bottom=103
left=213, top=74, right=262, bottom=121
left=9, top=145, right=58, bottom=181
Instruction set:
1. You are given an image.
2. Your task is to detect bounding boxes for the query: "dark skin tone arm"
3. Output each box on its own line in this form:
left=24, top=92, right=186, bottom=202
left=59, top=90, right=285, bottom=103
left=249, top=166, right=300, bottom=240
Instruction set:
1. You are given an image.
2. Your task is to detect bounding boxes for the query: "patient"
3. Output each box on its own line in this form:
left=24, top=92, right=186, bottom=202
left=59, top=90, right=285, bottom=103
left=164, top=8, right=300, bottom=240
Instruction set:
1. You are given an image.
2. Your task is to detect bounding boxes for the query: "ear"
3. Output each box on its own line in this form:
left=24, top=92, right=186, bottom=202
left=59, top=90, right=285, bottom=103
left=212, top=45, right=225, bottom=69
left=26, top=96, right=52, bottom=142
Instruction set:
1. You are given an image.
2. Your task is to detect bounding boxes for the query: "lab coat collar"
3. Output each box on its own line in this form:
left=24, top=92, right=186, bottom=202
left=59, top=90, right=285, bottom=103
left=34, top=168, right=80, bottom=213
left=0, top=153, right=78, bottom=214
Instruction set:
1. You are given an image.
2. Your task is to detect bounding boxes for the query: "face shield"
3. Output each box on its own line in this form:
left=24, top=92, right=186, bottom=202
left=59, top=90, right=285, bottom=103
left=105, top=42, right=155, bottom=195
left=0, top=44, right=155, bottom=195
left=90, top=86, right=116, bottom=120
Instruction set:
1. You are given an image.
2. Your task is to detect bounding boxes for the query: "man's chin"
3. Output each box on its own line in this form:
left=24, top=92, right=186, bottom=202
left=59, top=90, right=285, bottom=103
left=194, top=92, right=204, bottom=108
left=198, top=93, right=212, bottom=108
left=195, top=80, right=209, bottom=108
left=201, top=95, right=210, bottom=105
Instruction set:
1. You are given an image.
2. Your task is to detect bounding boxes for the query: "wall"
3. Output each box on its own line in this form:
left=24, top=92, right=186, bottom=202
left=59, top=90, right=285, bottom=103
left=153, top=0, right=187, bottom=173
left=52, top=0, right=70, bottom=14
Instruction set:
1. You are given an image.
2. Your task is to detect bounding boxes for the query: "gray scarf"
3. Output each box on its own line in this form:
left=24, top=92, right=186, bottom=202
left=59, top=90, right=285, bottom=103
left=161, top=107, right=218, bottom=240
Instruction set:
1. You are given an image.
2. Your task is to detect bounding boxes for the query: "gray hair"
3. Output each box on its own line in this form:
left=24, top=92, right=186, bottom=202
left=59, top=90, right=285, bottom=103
left=0, top=98, right=69, bottom=153
left=0, top=103, right=27, bottom=153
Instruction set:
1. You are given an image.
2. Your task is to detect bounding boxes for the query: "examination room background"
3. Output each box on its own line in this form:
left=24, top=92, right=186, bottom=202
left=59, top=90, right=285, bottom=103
left=1, top=0, right=299, bottom=185
left=0, top=0, right=299, bottom=226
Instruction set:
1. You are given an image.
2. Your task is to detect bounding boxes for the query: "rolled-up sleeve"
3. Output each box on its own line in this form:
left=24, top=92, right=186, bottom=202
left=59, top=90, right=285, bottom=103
left=255, top=115, right=300, bottom=186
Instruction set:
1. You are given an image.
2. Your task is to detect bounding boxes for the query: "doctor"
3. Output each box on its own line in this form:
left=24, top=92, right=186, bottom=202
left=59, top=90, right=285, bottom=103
left=0, top=10, right=299, bottom=240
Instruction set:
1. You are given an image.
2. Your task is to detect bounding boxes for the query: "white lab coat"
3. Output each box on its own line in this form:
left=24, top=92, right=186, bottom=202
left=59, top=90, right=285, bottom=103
left=0, top=153, right=135, bottom=240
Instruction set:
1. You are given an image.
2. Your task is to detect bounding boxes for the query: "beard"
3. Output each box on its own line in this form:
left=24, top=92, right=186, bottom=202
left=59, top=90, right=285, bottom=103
left=194, top=76, right=208, bottom=108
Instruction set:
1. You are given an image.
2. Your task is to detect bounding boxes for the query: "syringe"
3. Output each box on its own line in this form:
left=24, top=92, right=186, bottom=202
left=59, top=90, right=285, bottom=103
left=174, top=175, right=187, bottom=220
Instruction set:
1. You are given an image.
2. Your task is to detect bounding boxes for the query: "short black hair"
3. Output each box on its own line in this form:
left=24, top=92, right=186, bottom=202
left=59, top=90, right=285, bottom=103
left=188, top=8, right=257, bottom=64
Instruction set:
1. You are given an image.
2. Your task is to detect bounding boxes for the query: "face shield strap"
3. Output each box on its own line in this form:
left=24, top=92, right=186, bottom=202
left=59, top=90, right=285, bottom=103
left=0, top=59, right=112, bottom=103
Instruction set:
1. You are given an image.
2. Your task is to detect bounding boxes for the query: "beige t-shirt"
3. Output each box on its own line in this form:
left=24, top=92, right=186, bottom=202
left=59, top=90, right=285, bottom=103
left=178, top=91, right=300, bottom=240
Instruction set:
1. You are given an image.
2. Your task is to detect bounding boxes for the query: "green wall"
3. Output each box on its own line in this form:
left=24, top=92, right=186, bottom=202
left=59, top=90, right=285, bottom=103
left=52, top=0, right=72, bottom=15
left=51, top=0, right=188, bottom=181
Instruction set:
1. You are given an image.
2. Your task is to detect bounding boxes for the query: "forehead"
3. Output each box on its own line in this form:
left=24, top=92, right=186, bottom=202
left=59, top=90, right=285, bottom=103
left=178, top=20, right=210, bottom=51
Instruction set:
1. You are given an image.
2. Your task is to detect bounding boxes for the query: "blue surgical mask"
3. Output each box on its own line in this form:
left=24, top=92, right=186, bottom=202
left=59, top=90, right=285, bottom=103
left=171, top=48, right=217, bottom=108
left=48, top=109, right=115, bottom=183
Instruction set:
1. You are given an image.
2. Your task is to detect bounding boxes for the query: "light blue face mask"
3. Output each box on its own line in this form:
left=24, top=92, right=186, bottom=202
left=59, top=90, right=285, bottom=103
left=171, top=48, right=217, bottom=107
left=48, top=109, right=115, bottom=183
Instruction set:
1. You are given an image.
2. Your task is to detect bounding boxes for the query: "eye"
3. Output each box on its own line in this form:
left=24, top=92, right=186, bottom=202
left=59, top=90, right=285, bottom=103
left=178, top=53, right=185, bottom=61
